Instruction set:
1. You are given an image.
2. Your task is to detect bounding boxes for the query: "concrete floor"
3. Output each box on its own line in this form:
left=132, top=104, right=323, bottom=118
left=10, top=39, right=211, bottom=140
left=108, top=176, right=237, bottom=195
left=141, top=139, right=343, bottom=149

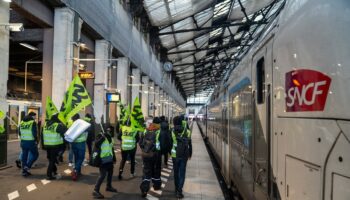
left=0, top=123, right=225, bottom=200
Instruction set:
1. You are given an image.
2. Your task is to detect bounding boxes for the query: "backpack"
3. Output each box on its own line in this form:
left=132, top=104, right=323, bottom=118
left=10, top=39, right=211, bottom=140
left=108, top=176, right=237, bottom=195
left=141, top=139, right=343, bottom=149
left=176, top=130, right=190, bottom=159
left=140, top=130, right=157, bottom=158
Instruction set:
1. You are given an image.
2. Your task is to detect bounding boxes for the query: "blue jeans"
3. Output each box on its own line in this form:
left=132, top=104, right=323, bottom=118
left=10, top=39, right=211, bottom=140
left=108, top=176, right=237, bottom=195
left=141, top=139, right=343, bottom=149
left=173, top=158, right=188, bottom=193
left=69, top=144, right=74, bottom=163
left=21, top=141, right=39, bottom=170
left=72, top=142, right=86, bottom=174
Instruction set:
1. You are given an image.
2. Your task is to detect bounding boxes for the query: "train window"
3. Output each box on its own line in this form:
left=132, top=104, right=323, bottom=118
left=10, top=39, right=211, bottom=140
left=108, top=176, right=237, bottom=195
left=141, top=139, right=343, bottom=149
left=256, top=57, right=265, bottom=104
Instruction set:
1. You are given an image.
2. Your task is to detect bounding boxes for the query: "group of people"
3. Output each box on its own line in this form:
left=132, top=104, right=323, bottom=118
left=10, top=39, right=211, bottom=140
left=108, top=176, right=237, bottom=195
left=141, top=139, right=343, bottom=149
left=18, top=111, right=192, bottom=199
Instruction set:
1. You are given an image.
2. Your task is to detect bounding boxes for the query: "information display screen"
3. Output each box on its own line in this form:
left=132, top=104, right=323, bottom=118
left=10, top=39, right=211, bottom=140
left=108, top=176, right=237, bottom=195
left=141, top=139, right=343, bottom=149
left=106, top=93, right=120, bottom=103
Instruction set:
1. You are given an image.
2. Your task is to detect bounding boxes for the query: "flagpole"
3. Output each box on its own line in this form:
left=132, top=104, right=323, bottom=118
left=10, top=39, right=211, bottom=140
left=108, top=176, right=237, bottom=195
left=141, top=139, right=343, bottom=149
left=6, top=114, right=19, bottom=127
left=91, top=103, right=105, bottom=134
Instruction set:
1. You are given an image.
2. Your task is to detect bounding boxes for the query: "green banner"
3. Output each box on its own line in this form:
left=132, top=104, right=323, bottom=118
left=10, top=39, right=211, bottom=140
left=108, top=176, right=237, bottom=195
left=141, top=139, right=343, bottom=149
left=0, top=110, right=4, bottom=120
left=59, top=75, right=92, bottom=124
left=46, top=96, right=58, bottom=120
left=130, top=97, right=145, bottom=132
left=0, top=125, right=5, bottom=134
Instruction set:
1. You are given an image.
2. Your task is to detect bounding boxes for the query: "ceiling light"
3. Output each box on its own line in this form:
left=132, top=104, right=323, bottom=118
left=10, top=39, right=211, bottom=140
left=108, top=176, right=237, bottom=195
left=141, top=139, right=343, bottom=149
left=19, top=43, right=38, bottom=51
left=0, top=23, right=23, bottom=32
left=2, top=0, right=12, bottom=3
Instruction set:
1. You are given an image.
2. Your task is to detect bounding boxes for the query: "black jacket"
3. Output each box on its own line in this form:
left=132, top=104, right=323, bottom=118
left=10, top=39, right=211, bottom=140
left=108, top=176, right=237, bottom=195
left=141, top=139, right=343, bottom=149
left=159, top=122, right=172, bottom=154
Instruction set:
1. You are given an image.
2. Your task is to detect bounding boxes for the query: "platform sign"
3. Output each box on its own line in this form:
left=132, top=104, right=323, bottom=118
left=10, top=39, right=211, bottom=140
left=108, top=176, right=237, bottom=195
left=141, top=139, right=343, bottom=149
left=78, top=71, right=95, bottom=79
left=106, top=93, right=121, bottom=103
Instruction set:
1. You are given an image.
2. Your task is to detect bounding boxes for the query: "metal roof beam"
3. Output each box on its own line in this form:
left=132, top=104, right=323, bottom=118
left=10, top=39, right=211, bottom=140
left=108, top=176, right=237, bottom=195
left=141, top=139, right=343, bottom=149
left=158, top=21, right=266, bottom=35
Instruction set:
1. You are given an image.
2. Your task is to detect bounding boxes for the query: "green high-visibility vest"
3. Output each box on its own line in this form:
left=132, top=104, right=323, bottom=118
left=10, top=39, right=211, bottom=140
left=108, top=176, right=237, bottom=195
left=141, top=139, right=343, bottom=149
left=171, top=129, right=191, bottom=158
left=182, top=120, right=187, bottom=129
left=19, top=120, right=35, bottom=141
left=43, top=122, right=64, bottom=146
left=74, top=131, right=87, bottom=143
left=74, top=116, right=91, bottom=143
left=121, top=126, right=137, bottom=151
left=100, top=138, right=113, bottom=159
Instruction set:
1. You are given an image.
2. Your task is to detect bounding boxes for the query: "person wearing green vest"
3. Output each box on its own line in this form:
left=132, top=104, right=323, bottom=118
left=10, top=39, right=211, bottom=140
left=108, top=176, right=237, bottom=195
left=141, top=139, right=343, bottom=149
left=93, top=125, right=117, bottom=199
left=117, top=118, right=139, bottom=179
left=85, top=113, right=95, bottom=163
left=171, top=116, right=192, bottom=199
left=42, top=113, right=67, bottom=180
left=70, top=114, right=87, bottom=181
left=139, top=117, right=162, bottom=197
left=19, top=112, right=39, bottom=177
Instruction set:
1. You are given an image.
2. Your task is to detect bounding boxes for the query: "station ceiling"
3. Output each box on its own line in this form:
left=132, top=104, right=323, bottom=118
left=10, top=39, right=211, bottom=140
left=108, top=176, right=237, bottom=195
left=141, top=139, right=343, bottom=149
left=143, top=0, right=285, bottom=99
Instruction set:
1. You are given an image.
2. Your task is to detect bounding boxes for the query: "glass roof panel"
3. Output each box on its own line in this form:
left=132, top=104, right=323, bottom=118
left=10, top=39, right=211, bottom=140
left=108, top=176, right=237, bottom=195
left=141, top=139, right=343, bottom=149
left=144, top=0, right=215, bottom=26
left=228, top=0, right=275, bottom=20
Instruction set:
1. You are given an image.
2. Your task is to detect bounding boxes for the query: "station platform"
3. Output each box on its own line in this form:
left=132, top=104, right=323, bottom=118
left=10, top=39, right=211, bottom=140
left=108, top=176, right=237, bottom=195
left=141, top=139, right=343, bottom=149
left=0, top=123, right=225, bottom=200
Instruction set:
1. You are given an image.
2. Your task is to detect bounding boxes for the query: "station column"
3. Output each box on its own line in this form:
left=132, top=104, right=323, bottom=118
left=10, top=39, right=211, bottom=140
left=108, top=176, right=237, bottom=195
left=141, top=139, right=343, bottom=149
left=154, top=85, right=160, bottom=117
left=116, top=57, right=129, bottom=118
left=148, top=81, right=155, bottom=117
left=131, top=68, right=141, bottom=105
left=0, top=2, right=9, bottom=115
left=52, top=7, right=75, bottom=107
left=141, top=76, right=149, bottom=118
left=94, top=40, right=110, bottom=124
left=41, top=28, right=53, bottom=121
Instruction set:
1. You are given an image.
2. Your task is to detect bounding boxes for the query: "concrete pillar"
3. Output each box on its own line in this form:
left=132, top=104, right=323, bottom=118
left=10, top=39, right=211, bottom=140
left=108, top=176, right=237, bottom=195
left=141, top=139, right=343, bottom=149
left=41, top=28, right=54, bottom=121
left=164, top=93, right=169, bottom=120
left=117, top=57, right=129, bottom=104
left=94, top=40, right=110, bottom=124
left=85, top=54, right=95, bottom=115
left=52, top=8, right=75, bottom=107
left=131, top=68, right=141, bottom=104
left=154, top=86, right=160, bottom=117
left=0, top=2, right=9, bottom=117
left=109, top=59, right=117, bottom=124
left=148, top=81, right=155, bottom=117
left=141, top=76, right=149, bottom=118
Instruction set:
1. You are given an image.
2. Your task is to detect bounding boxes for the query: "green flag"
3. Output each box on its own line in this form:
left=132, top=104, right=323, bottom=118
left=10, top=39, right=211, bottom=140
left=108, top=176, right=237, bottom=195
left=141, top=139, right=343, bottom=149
left=46, top=96, right=58, bottom=120
left=131, top=97, right=145, bottom=132
left=59, top=75, right=92, bottom=124
left=0, top=109, right=4, bottom=120
left=0, top=125, right=5, bottom=134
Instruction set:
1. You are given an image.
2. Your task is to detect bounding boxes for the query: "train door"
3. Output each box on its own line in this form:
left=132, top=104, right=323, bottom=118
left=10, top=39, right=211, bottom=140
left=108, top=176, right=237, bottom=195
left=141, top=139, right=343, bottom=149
left=252, top=36, right=274, bottom=198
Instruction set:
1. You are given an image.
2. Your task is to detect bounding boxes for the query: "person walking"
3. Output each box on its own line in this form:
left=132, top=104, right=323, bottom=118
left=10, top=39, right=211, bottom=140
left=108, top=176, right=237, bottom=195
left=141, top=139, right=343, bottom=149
left=85, top=113, right=95, bottom=163
left=19, top=112, right=39, bottom=176
left=93, top=125, right=118, bottom=199
left=159, top=116, right=171, bottom=166
left=70, top=114, right=87, bottom=180
left=42, top=113, right=67, bottom=180
left=118, top=118, right=139, bottom=179
left=171, top=116, right=192, bottom=199
left=139, top=117, right=162, bottom=197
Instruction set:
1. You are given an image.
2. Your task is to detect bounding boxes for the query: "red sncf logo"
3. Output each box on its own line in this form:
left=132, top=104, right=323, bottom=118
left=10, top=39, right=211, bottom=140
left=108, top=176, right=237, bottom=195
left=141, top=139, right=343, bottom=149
left=285, top=69, right=331, bottom=112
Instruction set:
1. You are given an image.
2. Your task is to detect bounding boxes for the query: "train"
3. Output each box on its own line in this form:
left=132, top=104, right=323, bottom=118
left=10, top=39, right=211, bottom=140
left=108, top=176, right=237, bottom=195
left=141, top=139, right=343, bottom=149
left=197, top=0, right=350, bottom=199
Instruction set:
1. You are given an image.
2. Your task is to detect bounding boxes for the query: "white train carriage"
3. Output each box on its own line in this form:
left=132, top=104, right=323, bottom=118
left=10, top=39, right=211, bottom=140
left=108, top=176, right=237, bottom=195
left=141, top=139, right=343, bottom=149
left=199, top=0, right=350, bottom=199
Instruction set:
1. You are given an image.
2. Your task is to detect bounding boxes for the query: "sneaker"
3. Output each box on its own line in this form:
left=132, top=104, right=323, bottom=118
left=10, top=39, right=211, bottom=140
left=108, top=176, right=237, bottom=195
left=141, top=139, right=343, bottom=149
left=118, top=174, right=122, bottom=180
left=106, top=187, right=118, bottom=193
left=68, top=163, right=73, bottom=167
left=176, top=192, right=184, bottom=199
left=92, top=191, right=104, bottom=199
left=22, top=171, right=29, bottom=177
left=54, top=173, right=62, bottom=180
left=46, top=176, right=56, bottom=180
left=15, top=159, right=21, bottom=169
left=141, top=191, right=147, bottom=198
left=71, top=171, right=78, bottom=181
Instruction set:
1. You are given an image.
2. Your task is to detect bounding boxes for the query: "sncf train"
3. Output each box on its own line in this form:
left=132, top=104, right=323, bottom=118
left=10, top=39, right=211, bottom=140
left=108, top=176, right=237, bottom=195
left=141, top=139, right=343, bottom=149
left=197, top=0, right=350, bottom=199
